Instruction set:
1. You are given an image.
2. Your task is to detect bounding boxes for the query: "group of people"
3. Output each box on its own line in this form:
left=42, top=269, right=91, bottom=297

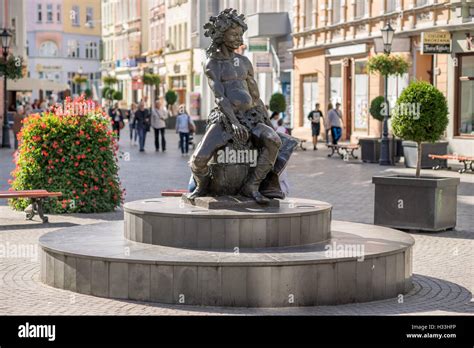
left=308, top=102, right=344, bottom=150
left=109, top=101, right=195, bottom=155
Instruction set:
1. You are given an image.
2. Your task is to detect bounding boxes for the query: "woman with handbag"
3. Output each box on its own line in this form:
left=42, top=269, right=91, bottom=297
left=109, top=102, right=125, bottom=141
left=175, top=105, right=195, bottom=156
left=133, top=101, right=151, bottom=152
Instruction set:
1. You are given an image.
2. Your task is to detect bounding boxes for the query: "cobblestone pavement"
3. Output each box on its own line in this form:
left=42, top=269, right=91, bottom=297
left=0, top=127, right=473, bottom=315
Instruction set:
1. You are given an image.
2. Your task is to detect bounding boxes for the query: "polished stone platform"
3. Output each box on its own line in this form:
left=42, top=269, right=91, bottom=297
left=39, top=219, right=414, bottom=307
left=181, top=195, right=280, bottom=209
left=124, top=198, right=332, bottom=249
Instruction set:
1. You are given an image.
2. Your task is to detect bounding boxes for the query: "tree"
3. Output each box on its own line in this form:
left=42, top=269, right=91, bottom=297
left=269, top=93, right=287, bottom=114
left=165, top=90, right=178, bottom=113
left=391, top=81, right=448, bottom=178
left=143, top=73, right=161, bottom=105
left=369, top=96, right=387, bottom=122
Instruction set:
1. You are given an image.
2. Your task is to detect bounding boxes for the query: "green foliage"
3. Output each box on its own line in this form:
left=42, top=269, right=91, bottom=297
left=84, top=88, right=92, bottom=99
left=165, top=90, right=178, bottom=107
left=369, top=96, right=387, bottom=122
left=73, top=75, right=88, bottom=85
left=367, top=54, right=409, bottom=77
left=143, top=73, right=161, bottom=86
left=112, top=90, right=123, bottom=101
left=392, top=80, right=448, bottom=144
left=9, top=96, right=123, bottom=213
left=102, top=87, right=112, bottom=99
left=103, top=76, right=118, bottom=86
left=0, top=55, right=24, bottom=80
left=269, top=93, right=287, bottom=113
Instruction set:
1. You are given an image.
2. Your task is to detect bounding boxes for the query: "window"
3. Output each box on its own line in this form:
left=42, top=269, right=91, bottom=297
left=85, top=42, right=98, bottom=59
left=47, top=4, right=53, bottom=22
left=67, top=40, right=80, bottom=58
left=415, top=0, right=428, bottom=7
left=37, top=4, right=42, bottom=22
left=354, top=61, right=369, bottom=130
left=386, top=0, right=397, bottom=13
left=71, top=6, right=80, bottom=26
left=57, top=5, right=62, bottom=22
left=355, top=0, right=367, bottom=19
left=329, top=63, right=342, bottom=105
left=387, top=73, right=409, bottom=117
left=456, top=54, right=474, bottom=135
left=305, top=0, right=313, bottom=29
left=332, top=0, right=341, bottom=24
left=302, top=74, right=319, bottom=128
left=39, top=41, right=59, bottom=57
left=86, top=7, right=93, bottom=26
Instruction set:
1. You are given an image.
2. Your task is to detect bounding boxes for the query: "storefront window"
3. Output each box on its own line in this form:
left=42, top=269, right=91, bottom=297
left=302, top=74, right=318, bottom=128
left=458, top=55, right=474, bottom=135
left=354, top=61, right=368, bottom=130
left=387, top=73, right=409, bottom=113
left=329, top=63, right=342, bottom=106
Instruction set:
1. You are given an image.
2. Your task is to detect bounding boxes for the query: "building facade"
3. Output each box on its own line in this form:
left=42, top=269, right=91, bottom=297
left=292, top=0, right=473, bottom=155
left=26, top=0, right=102, bottom=100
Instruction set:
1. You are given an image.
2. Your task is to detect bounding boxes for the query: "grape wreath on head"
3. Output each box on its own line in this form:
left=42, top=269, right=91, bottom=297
left=203, top=8, right=247, bottom=57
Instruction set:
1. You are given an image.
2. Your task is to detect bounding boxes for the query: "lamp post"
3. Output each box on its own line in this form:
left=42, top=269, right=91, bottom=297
left=1, top=28, right=12, bottom=148
left=379, top=22, right=395, bottom=166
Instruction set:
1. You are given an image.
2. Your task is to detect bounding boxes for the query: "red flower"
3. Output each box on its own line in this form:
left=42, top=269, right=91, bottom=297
left=74, top=162, right=79, bottom=167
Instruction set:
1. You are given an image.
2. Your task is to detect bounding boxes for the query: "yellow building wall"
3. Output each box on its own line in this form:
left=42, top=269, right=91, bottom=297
left=63, top=0, right=101, bottom=36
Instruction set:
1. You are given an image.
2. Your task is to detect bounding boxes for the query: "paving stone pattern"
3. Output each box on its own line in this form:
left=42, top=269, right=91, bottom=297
left=0, top=129, right=472, bottom=315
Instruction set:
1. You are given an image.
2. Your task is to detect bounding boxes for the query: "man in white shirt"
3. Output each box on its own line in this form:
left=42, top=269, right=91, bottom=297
left=151, top=100, right=168, bottom=152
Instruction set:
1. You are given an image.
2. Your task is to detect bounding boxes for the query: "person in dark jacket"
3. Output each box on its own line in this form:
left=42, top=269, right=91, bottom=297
left=133, top=101, right=151, bottom=152
left=109, top=102, right=124, bottom=141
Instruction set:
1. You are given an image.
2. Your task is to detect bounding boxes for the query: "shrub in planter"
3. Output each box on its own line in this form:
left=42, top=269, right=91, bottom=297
left=391, top=80, right=449, bottom=177
left=269, top=93, right=286, bottom=114
left=165, top=90, right=178, bottom=108
left=369, top=96, right=387, bottom=122
left=373, top=81, right=458, bottom=232
left=9, top=96, right=124, bottom=213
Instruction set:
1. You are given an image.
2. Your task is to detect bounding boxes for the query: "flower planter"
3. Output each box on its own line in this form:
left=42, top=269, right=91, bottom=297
left=403, top=141, right=448, bottom=169
left=359, top=137, right=403, bottom=164
left=372, top=175, right=460, bottom=232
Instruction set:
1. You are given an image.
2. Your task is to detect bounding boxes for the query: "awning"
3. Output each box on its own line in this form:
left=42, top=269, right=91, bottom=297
left=7, top=78, right=69, bottom=92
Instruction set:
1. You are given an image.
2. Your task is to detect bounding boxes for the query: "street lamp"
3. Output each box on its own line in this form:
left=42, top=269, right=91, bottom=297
left=1, top=28, right=12, bottom=148
left=379, top=22, right=395, bottom=166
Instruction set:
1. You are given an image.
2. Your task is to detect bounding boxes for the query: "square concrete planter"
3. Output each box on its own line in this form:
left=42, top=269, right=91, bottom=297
left=359, top=137, right=380, bottom=163
left=403, top=141, right=448, bottom=169
left=373, top=175, right=460, bottom=232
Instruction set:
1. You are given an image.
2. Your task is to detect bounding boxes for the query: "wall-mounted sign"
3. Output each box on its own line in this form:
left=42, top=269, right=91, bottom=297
left=36, top=64, right=62, bottom=72
left=132, top=78, right=143, bottom=91
left=249, top=39, right=269, bottom=52
left=116, top=58, right=137, bottom=68
left=253, top=52, right=272, bottom=73
left=421, top=32, right=452, bottom=54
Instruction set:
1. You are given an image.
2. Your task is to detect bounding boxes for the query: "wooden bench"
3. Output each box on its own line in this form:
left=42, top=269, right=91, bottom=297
left=428, top=154, right=474, bottom=173
left=327, top=144, right=360, bottom=160
left=0, top=190, right=62, bottom=223
left=161, top=189, right=189, bottom=197
left=296, top=138, right=307, bottom=151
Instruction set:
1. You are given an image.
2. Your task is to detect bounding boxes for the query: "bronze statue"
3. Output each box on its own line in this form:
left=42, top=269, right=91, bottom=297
left=188, top=9, right=297, bottom=205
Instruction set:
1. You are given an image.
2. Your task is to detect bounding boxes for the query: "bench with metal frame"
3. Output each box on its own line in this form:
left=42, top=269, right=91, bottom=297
left=327, top=144, right=360, bottom=160
left=0, top=190, right=62, bottom=223
left=428, top=154, right=473, bottom=174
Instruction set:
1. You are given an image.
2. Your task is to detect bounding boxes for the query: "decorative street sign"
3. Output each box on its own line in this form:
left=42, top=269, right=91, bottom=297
left=421, top=32, right=452, bottom=54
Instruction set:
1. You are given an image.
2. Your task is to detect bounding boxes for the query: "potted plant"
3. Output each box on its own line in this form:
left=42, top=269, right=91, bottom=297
left=269, top=92, right=287, bottom=114
left=143, top=73, right=161, bottom=105
left=372, top=81, right=460, bottom=232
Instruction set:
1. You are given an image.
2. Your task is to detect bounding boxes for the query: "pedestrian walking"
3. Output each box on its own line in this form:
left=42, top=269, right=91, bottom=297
left=134, top=101, right=151, bottom=152
left=109, top=102, right=124, bottom=141
left=175, top=105, right=195, bottom=156
left=151, top=100, right=168, bottom=152
left=308, top=103, right=324, bottom=150
left=128, top=103, right=138, bottom=145
left=327, top=103, right=343, bottom=145
left=12, top=106, right=26, bottom=150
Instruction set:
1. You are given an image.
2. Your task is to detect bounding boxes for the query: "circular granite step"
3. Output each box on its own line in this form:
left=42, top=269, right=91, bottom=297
left=123, top=198, right=332, bottom=249
left=39, top=220, right=414, bottom=307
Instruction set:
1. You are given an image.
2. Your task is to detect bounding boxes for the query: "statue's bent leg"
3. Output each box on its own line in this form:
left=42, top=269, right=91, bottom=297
left=188, top=122, right=230, bottom=199
left=241, top=124, right=282, bottom=204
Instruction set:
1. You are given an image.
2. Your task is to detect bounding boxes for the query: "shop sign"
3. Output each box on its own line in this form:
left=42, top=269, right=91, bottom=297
left=132, top=78, right=143, bottom=90
left=36, top=64, right=62, bottom=72
left=253, top=52, right=272, bottom=73
left=249, top=39, right=269, bottom=52
left=116, top=58, right=137, bottom=68
left=421, top=32, right=452, bottom=54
